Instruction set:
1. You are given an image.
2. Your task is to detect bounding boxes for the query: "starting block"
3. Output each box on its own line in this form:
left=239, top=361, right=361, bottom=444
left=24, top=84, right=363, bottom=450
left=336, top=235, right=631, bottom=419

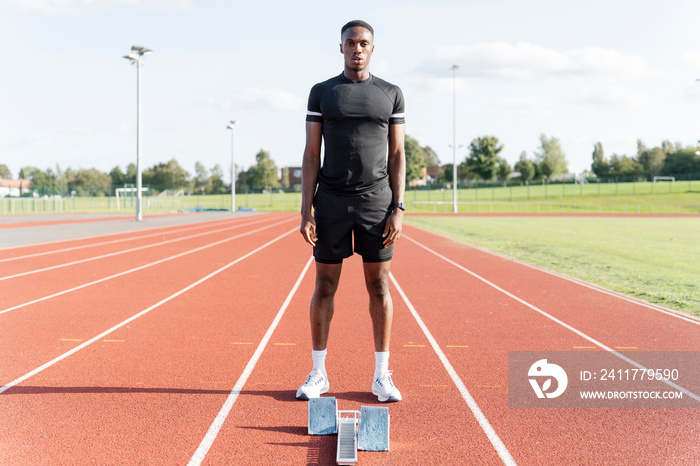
left=308, top=397, right=390, bottom=465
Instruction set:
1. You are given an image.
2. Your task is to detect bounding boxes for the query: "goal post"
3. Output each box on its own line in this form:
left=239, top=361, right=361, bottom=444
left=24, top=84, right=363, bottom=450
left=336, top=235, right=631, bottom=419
left=115, top=187, right=149, bottom=210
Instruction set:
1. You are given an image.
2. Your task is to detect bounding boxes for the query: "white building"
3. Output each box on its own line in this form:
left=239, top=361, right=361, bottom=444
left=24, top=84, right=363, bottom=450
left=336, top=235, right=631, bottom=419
left=0, top=179, right=31, bottom=198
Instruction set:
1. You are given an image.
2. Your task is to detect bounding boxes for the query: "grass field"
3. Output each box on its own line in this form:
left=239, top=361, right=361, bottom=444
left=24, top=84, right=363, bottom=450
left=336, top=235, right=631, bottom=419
left=3, top=179, right=700, bottom=215
left=403, top=215, right=700, bottom=317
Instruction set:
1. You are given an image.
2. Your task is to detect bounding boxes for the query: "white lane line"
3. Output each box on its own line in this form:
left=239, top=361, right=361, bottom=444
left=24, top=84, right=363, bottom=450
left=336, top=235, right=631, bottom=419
left=0, top=217, right=294, bottom=316
left=405, top=225, right=700, bottom=326
left=188, top=255, right=314, bottom=466
left=0, top=216, right=274, bottom=281
left=0, top=215, right=261, bottom=263
left=0, top=228, right=298, bottom=395
left=404, top=234, right=700, bottom=404
left=389, top=272, right=518, bottom=466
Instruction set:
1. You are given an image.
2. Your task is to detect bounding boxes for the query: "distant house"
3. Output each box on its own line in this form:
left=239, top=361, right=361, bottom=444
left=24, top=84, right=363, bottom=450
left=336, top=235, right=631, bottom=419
left=409, top=167, right=428, bottom=187
left=0, top=179, right=30, bottom=198
left=426, top=166, right=441, bottom=183
left=408, top=166, right=441, bottom=187
left=284, top=167, right=303, bottom=191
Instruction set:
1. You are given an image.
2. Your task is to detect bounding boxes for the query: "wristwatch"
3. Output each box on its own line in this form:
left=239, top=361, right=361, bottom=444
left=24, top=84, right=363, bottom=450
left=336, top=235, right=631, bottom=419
left=392, top=202, right=406, bottom=211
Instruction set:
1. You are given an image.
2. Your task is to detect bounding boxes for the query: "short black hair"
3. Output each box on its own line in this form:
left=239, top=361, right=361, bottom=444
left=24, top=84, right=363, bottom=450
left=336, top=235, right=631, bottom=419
left=341, top=20, right=374, bottom=39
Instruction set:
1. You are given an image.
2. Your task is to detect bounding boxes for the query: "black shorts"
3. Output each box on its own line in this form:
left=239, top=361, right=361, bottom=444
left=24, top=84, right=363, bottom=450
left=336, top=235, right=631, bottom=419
left=313, top=184, right=393, bottom=264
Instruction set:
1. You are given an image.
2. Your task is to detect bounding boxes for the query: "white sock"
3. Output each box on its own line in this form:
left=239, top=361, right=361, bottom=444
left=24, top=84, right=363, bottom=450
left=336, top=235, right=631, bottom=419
left=312, top=349, right=327, bottom=376
left=374, top=351, right=389, bottom=378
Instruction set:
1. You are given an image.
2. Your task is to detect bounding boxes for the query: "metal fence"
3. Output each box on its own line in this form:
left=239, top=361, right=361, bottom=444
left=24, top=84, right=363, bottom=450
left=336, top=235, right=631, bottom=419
left=411, top=201, right=700, bottom=215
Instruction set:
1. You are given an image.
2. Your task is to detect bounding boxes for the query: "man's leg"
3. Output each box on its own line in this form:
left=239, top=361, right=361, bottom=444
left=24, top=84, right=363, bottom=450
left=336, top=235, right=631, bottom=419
left=362, top=260, right=392, bottom=352
left=364, top=260, right=402, bottom=402
left=311, top=262, right=343, bottom=350
left=296, top=261, right=342, bottom=400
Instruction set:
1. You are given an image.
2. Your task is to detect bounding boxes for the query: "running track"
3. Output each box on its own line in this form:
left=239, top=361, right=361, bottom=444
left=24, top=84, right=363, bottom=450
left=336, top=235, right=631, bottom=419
left=1, top=212, right=698, bottom=465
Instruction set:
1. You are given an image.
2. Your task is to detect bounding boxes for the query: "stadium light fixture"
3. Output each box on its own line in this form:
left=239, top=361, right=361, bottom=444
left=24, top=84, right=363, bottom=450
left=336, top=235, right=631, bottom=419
left=451, top=64, right=459, bottom=213
left=123, top=45, right=153, bottom=222
left=227, top=120, right=237, bottom=213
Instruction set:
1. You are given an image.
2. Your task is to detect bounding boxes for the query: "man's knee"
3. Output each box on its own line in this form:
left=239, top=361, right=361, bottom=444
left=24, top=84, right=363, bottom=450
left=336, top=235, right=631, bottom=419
left=315, top=275, right=339, bottom=299
left=365, top=274, right=390, bottom=302
left=314, top=263, right=342, bottom=299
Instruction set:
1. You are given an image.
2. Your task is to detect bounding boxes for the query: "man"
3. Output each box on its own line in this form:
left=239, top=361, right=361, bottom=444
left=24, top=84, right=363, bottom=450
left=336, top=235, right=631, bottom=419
left=297, top=20, right=406, bottom=403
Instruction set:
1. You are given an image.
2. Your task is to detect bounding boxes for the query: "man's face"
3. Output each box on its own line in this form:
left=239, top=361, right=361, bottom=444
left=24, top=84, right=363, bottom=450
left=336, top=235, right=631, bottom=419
left=340, top=26, right=374, bottom=72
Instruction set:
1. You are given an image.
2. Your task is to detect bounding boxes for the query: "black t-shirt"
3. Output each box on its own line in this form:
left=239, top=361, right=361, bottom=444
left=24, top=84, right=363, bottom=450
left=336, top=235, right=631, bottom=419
left=306, top=73, right=405, bottom=194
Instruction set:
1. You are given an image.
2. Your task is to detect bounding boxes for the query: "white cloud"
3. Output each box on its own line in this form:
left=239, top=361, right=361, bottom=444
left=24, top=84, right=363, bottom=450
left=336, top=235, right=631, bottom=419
left=2, top=0, right=192, bottom=15
left=422, top=42, right=649, bottom=80
left=407, top=76, right=469, bottom=96
left=495, top=95, right=556, bottom=116
left=669, top=52, right=700, bottom=102
left=673, top=51, right=700, bottom=76
left=222, top=88, right=304, bottom=112
left=567, top=86, right=646, bottom=108
left=682, top=81, right=700, bottom=102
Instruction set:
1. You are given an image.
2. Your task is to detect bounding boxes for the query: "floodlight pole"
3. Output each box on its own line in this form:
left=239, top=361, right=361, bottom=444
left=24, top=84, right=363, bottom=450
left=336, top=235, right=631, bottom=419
left=124, top=45, right=152, bottom=222
left=227, top=121, right=237, bottom=212
left=135, top=58, right=143, bottom=221
left=451, top=64, right=459, bottom=213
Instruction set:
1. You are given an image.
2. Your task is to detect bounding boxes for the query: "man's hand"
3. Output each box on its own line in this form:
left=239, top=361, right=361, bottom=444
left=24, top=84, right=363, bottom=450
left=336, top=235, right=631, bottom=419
left=382, top=209, right=403, bottom=247
left=300, top=213, right=317, bottom=246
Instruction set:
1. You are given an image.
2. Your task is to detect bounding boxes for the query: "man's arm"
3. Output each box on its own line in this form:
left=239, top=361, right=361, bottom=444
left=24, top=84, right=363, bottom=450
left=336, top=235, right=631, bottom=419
left=383, top=123, right=406, bottom=247
left=300, top=121, right=323, bottom=246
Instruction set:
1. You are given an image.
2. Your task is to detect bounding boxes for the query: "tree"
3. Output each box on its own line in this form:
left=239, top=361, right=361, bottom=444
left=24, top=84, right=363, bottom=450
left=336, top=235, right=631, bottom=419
left=208, top=164, right=225, bottom=194
left=246, top=149, right=280, bottom=190
left=496, top=157, right=512, bottom=185
left=442, top=163, right=454, bottom=184
left=663, top=149, right=700, bottom=174
left=109, top=166, right=126, bottom=186
left=465, top=135, right=502, bottom=180
left=609, top=154, right=642, bottom=177
left=636, top=139, right=648, bottom=156
left=19, top=166, right=51, bottom=189
left=534, top=134, right=568, bottom=178
left=637, top=142, right=666, bottom=176
left=404, top=135, right=427, bottom=183
left=0, top=164, right=12, bottom=179
left=591, top=141, right=610, bottom=178
left=193, top=162, right=209, bottom=194
left=513, top=151, right=535, bottom=183
left=237, top=168, right=251, bottom=193
left=142, top=159, right=191, bottom=191
left=422, top=146, right=441, bottom=166
left=125, top=163, right=137, bottom=184
left=538, top=159, right=554, bottom=179
left=661, top=140, right=675, bottom=156
left=441, top=163, right=469, bottom=184
left=66, top=168, right=112, bottom=196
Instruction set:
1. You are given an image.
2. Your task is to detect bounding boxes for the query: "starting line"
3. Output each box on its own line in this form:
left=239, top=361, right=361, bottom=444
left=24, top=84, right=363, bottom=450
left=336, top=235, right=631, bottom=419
left=308, top=398, right=390, bottom=465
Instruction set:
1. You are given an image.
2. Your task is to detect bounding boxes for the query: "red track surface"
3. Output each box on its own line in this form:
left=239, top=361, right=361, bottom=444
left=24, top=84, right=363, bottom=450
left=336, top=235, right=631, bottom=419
left=1, top=213, right=698, bottom=465
left=0, top=213, right=183, bottom=229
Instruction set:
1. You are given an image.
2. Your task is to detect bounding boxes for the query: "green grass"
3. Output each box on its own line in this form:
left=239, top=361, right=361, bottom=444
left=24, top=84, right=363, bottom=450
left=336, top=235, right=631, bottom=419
left=4, top=180, right=699, bottom=215
left=403, top=215, right=700, bottom=317
left=406, top=180, right=700, bottom=214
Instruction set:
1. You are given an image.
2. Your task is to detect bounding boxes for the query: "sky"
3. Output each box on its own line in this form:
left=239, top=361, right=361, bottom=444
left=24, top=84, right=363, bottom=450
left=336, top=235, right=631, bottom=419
left=2, top=0, right=700, bottom=183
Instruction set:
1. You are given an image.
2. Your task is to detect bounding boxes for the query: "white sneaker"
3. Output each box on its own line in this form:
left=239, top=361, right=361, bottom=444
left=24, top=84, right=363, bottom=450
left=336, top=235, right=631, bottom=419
left=372, top=371, right=402, bottom=402
left=296, top=369, right=329, bottom=400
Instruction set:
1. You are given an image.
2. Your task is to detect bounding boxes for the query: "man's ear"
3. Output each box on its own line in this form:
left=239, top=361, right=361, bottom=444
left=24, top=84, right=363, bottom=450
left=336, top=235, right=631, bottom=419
left=339, top=43, right=343, bottom=54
